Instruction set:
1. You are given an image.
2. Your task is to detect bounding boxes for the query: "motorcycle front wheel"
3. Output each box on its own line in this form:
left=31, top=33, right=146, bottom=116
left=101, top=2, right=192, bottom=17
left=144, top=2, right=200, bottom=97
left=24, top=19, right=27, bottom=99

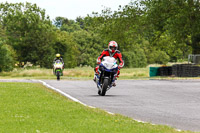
left=57, top=71, right=60, bottom=80
left=101, top=78, right=109, bottom=96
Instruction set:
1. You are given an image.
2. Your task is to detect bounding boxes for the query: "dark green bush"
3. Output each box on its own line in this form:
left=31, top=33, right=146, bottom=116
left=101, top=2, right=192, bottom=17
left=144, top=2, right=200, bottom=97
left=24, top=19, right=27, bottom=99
left=123, top=48, right=147, bottom=68
left=0, top=44, right=16, bottom=72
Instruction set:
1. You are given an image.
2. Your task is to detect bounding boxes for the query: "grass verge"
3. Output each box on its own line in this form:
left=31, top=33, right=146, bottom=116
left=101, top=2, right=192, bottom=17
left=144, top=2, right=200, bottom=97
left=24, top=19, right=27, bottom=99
left=0, top=67, right=150, bottom=80
left=0, top=66, right=200, bottom=80
left=0, top=82, right=193, bottom=133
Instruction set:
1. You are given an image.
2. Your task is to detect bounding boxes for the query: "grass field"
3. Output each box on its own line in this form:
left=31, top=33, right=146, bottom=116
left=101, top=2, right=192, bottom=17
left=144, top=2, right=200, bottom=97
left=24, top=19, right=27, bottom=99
left=0, top=82, right=192, bottom=133
left=1, top=66, right=200, bottom=80
left=0, top=67, right=150, bottom=80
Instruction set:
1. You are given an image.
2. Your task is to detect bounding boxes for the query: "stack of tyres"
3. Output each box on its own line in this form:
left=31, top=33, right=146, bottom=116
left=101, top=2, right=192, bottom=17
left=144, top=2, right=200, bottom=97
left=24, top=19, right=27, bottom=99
left=185, top=64, right=192, bottom=77
left=159, top=67, right=172, bottom=76
left=159, top=67, right=164, bottom=76
left=172, top=64, right=180, bottom=77
left=168, top=66, right=172, bottom=76
left=182, top=64, right=198, bottom=77
left=181, top=64, right=192, bottom=77
left=151, top=64, right=200, bottom=77
left=191, top=66, right=199, bottom=77
left=172, top=64, right=200, bottom=77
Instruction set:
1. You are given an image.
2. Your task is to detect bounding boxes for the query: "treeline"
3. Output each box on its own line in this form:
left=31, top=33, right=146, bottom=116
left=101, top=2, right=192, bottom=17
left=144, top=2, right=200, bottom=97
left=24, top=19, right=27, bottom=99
left=0, top=1, right=199, bottom=71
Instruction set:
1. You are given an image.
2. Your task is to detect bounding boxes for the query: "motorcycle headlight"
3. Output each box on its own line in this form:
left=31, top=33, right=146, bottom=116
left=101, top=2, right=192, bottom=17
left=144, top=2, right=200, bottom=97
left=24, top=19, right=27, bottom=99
left=100, top=66, right=105, bottom=71
left=112, top=69, right=117, bottom=73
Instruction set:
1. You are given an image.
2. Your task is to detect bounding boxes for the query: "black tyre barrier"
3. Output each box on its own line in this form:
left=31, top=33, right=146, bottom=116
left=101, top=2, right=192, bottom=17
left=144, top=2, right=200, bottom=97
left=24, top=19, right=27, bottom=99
left=171, top=64, right=199, bottom=77
left=150, top=64, right=200, bottom=77
left=172, top=64, right=200, bottom=77
left=158, top=66, right=172, bottom=76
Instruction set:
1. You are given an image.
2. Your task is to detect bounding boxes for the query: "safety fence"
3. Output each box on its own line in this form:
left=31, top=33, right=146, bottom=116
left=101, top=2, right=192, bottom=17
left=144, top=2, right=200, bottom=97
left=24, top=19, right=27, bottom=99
left=149, top=64, right=200, bottom=77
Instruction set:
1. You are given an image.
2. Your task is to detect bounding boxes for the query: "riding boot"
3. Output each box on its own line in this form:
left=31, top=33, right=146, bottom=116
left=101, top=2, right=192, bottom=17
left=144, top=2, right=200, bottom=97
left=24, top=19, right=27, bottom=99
left=93, top=73, right=98, bottom=82
left=112, top=82, right=116, bottom=87
left=112, top=76, right=117, bottom=87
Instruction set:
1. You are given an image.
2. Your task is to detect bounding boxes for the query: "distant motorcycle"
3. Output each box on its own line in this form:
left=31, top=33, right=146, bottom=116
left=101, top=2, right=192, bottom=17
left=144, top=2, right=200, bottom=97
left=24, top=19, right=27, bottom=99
left=94, top=56, right=118, bottom=96
left=53, top=60, right=64, bottom=80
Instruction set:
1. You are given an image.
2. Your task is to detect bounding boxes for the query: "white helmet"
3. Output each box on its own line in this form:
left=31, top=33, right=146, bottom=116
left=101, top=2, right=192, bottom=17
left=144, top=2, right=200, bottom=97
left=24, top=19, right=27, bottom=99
left=108, top=41, right=118, bottom=53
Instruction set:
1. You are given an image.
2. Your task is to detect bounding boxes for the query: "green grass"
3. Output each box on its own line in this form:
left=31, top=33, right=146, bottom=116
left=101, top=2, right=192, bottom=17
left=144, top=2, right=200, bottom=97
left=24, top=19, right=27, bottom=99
left=120, top=68, right=149, bottom=79
left=1, top=66, right=200, bottom=80
left=0, top=82, right=193, bottom=133
left=0, top=67, right=149, bottom=80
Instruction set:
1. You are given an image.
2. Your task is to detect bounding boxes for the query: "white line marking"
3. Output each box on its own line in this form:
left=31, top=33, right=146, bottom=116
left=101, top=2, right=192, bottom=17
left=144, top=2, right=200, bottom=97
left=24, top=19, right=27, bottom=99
left=88, top=106, right=96, bottom=108
left=135, top=119, right=146, bottom=123
left=175, top=129, right=182, bottom=132
left=107, top=112, right=115, bottom=115
left=38, top=80, right=88, bottom=106
left=38, top=80, right=117, bottom=116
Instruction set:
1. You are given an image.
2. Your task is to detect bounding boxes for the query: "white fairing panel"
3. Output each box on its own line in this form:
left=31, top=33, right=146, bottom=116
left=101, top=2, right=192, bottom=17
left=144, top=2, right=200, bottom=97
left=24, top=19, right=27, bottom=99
left=102, top=56, right=118, bottom=69
left=54, top=60, right=63, bottom=69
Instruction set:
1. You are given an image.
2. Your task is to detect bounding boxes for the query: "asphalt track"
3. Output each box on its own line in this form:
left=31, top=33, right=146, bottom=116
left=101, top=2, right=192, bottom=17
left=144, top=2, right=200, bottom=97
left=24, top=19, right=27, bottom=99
left=1, top=79, right=200, bottom=131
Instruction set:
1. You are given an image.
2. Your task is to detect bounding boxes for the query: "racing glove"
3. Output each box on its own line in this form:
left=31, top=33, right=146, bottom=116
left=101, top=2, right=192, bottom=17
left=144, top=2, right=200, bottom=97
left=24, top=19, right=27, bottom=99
left=118, top=62, right=123, bottom=69
left=97, top=59, right=101, bottom=64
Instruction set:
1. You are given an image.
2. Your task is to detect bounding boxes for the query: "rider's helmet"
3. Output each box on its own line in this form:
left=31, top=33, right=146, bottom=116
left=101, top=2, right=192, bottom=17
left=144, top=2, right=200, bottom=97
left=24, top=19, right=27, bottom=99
left=108, top=41, right=118, bottom=53
left=56, top=53, right=61, bottom=58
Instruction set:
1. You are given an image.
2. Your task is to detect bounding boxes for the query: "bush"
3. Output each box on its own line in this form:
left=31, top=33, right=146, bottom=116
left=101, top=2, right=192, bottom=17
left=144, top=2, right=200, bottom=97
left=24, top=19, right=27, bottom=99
left=0, top=44, right=16, bottom=72
left=147, top=49, right=170, bottom=65
left=123, top=48, right=147, bottom=68
left=37, top=47, right=55, bottom=68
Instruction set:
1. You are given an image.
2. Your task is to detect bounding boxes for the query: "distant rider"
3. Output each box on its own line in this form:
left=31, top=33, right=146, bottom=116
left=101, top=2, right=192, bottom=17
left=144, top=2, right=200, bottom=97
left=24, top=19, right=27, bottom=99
left=94, top=41, right=124, bottom=87
left=53, top=53, right=64, bottom=65
left=53, top=53, right=64, bottom=73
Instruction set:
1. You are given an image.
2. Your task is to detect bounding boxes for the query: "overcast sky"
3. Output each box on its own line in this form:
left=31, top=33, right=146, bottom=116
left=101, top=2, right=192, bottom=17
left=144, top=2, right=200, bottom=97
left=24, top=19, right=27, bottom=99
left=1, top=0, right=132, bottom=20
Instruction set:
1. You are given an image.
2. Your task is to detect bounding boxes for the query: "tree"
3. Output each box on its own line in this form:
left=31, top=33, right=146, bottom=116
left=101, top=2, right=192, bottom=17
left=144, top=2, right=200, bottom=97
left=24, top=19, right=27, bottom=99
left=0, top=2, right=56, bottom=68
left=60, top=20, right=81, bottom=33
left=142, top=0, right=200, bottom=54
left=54, top=17, right=81, bottom=33
left=72, top=30, right=104, bottom=67
left=54, top=16, right=69, bottom=28
left=53, top=30, right=79, bottom=68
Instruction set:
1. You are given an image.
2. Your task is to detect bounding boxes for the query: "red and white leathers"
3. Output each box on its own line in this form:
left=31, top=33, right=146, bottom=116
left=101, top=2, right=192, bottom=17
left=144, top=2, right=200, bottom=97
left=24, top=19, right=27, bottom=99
left=95, top=48, right=124, bottom=77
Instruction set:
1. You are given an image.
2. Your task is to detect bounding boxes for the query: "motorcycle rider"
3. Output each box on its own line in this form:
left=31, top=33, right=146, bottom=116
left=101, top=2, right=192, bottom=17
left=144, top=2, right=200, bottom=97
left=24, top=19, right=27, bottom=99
left=53, top=53, right=64, bottom=74
left=94, top=41, right=124, bottom=87
left=53, top=53, right=64, bottom=64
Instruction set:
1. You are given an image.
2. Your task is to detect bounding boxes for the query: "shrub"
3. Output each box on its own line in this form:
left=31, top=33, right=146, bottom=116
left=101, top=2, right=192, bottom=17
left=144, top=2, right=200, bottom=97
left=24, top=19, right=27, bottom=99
left=0, top=44, right=16, bottom=72
left=147, top=49, right=170, bottom=65
left=123, top=48, right=147, bottom=68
